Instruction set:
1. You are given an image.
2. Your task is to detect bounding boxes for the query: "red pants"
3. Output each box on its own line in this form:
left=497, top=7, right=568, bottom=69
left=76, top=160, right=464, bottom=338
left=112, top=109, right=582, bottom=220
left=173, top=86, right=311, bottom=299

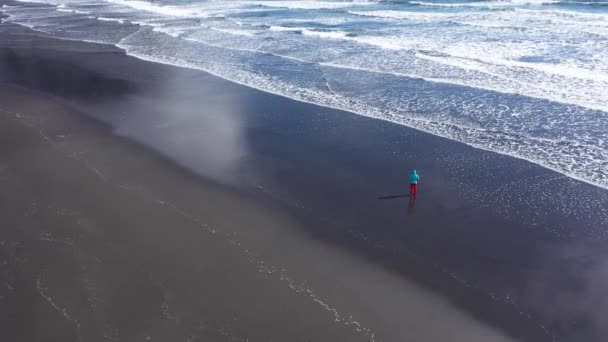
left=410, top=183, right=418, bottom=196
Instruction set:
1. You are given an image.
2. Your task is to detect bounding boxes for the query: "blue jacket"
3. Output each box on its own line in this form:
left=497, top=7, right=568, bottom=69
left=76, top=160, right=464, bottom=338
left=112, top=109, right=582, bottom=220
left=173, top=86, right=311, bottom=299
left=410, top=170, right=419, bottom=184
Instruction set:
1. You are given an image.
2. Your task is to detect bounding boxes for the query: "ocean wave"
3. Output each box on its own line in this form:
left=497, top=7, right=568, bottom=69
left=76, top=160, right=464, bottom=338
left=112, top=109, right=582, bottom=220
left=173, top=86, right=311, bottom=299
left=210, top=27, right=257, bottom=36
left=410, top=0, right=561, bottom=7
left=94, top=16, right=127, bottom=24
left=106, top=0, right=202, bottom=17
left=348, top=9, right=456, bottom=19
left=56, top=6, right=92, bottom=16
left=301, top=28, right=353, bottom=39
left=276, top=16, right=354, bottom=25
left=115, top=30, right=608, bottom=190
left=349, top=7, right=608, bottom=31
left=267, top=24, right=356, bottom=39
left=268, top=25, right=303, bottom=32
left=106, top=0, right=243, bottom=18
left=13, top=0, right=58, bottom=5
left=3, top=0, right=608, bottom=190
left=556, top=0, right=608, bottom=6
left=410, top=0, right=608, bottom=7
left=514, top=7, right=608, bottom=19
left=248, top=0, right=377, bottom=10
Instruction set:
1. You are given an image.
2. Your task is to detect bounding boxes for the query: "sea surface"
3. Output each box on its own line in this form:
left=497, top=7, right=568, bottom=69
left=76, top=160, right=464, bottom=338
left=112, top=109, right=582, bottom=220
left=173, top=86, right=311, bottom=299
left=2, top=0, right=607, bottom=188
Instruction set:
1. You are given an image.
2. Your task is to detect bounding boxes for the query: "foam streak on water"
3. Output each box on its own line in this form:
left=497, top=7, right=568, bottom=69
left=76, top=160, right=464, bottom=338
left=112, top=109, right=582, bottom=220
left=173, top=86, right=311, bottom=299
left=2, top=0, right=608, bottom=189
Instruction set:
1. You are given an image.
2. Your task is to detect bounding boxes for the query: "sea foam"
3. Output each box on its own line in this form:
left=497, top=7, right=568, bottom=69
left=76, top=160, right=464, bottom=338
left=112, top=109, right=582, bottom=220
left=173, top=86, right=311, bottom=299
left=2, top=0, right=608, bottom=190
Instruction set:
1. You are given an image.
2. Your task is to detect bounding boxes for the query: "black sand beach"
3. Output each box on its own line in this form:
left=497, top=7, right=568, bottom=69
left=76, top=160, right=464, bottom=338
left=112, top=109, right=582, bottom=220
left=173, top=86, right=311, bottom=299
left=1, top=14, right=608, bottom=342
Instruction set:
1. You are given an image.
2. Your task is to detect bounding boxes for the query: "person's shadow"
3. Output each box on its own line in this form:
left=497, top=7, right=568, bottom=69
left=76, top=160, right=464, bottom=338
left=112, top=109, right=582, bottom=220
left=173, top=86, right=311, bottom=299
left=377, top=194, right=410, bottom=200
left=376, top=194, right=417, bottom=214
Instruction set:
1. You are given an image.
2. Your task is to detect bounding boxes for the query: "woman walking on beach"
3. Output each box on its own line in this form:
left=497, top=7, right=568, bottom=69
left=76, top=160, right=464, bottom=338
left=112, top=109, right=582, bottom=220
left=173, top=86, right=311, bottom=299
left=410, top=169, right=419, bottom=197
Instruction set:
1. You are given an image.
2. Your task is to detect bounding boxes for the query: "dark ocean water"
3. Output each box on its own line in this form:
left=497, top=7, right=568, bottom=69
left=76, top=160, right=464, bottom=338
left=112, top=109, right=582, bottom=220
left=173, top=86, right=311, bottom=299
left=1, top=0, right=608, bottom=189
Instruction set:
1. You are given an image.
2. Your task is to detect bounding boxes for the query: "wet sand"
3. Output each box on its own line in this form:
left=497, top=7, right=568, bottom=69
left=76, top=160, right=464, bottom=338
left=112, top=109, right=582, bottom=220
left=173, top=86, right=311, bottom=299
left=1, top=17, right=608, bottom=342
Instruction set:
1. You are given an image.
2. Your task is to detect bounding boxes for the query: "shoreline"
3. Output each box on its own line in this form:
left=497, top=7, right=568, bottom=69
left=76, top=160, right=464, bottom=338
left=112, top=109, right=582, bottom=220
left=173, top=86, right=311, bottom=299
left=125, top=49, right=608, bottom=192
left=2, top=20, right=608, bottom=342
left=123, top=45, right=608, bottom=193
left=3, top=0, right=607, bottom=191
